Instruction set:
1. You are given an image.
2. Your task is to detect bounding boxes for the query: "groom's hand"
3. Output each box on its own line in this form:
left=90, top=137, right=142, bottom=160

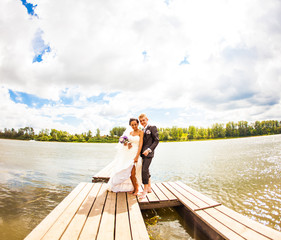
left=142, top=149, right=149, bottom=156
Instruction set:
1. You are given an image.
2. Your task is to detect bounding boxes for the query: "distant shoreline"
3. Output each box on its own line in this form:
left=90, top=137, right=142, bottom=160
left=1, top=120, right=280, bottom=143
left=1, top=133, right=280, bottom=143
left=159, top=134, right=281, bottom=142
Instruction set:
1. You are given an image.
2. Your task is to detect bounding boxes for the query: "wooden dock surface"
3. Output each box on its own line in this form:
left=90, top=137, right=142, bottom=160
left=25, top=181, right=281, bottom=240
left=24, top=182, right=149, bottom=240
left=163, top=181, right=281, bottom=240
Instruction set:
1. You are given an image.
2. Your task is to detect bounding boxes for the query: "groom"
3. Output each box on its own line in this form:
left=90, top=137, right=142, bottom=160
left=139, top=113, right=159, bottom=199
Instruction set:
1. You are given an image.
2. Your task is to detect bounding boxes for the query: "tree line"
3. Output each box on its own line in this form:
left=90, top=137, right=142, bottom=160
left=0, top=120, right=280, bottom=143
left=0, top=127, right=126, bottom=143
left=158, top=120, right=281, bottom=141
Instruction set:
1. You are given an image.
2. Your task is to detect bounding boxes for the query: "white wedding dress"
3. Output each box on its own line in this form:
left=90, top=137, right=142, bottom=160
left=107, top=134, right=142, bottom=192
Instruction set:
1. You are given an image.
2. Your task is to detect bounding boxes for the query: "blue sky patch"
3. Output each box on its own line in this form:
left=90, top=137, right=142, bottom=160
left=87, top=93, right=106, bottom=102
left=20, top=0, right=38, bottom=17
left=59, top=95, right=74, bottom=105
left=142, top=51, right=149, bottom=62
left=108, top=91, right=120, bottom=98
left=59, top=89, right=77, bottom=105
left=9, top=89, right=55, bottom=108
left=87, top=92, right=120, bottom=104
left=54, top=115, right=82, bottom=126
left=164, top=0, right=171, bottom=6
left=145, top=108, right=183, bottom=126
left=179, top=56, right=189, bottom=65
left=33, top=46, right=51, bottom=63
left=32, top=29, right=51, bottom=63
left=9, top=89, right=120, bottom=109
left=87, top=93, right=110, bottom=104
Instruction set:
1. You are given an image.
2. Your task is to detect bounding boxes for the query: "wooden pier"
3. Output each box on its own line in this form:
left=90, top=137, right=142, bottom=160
left=25, top=181, right=281, bottom=240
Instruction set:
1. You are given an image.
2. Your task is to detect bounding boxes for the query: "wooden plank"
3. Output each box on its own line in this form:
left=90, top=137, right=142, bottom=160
left=216, top=205, right=281, bottom=240
left=163, top=182, right=205, bottom=210
left=24, top=182, right=87, bottom=240
left=138, top=183, right=181, bottom=209
left=196, top=210, right=245, bottom=240
left=204, top=207, right=270, bottom=240
left=194, top=203, right=222, bottom=211
left=139, top=200, right=181, bottom=210
left=151, top=183, right=169, bottom=201
left=96, top=191, right=116, bottom=240
left=60, top=183, right=102, bottom=240
left=115, top=193, right=132, bottom=240
left=155, top=182, right=177, bottom=201
left=145, top=185, right=160, bottom=203
left=146, top=191, right=160, bottom=202
left=169, top=182, right=211, bottom=209
left=42, top=183, right=93, bottom=240
left=162, top=182, right=198, bottom=210
left=127, top=194, right=149, bottom=240
left=79, top=184, right=108, bottom=240
left=175, top=181, right=281, bottom=239
left=176, top=181, right=219, bottom=206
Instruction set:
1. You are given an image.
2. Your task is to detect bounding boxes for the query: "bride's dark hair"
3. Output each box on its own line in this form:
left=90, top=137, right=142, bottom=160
left=129, top=118, right=139, bottom=125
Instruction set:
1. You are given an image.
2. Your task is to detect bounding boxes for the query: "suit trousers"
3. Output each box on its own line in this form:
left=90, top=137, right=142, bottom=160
left=142, top=156, right=152, bottom=184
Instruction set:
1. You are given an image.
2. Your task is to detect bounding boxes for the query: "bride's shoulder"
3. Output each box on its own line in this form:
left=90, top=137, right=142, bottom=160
left=138, top=130, right=144, bottom=136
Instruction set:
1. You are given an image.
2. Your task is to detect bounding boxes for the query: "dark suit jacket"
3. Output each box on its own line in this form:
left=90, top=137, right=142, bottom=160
left=141, top=125, right=159, bottom=158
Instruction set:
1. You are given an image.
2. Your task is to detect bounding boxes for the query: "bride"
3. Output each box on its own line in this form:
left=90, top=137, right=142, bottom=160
left=107, top=118, right=143, bottom=195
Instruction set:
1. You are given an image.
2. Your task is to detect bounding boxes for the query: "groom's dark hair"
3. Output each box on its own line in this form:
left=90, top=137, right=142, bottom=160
left=129, top=118, right=139, bottom=125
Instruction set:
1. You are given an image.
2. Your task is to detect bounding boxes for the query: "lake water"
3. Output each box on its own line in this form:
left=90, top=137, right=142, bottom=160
left=0, top=135, right=281, bottom=239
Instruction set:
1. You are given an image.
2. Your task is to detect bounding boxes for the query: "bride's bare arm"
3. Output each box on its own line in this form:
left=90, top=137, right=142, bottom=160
left=134, top=131, right=144, bottom=162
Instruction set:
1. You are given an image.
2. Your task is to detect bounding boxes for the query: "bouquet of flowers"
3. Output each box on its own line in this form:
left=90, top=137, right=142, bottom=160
left=119, top=135, right=129, bottom=144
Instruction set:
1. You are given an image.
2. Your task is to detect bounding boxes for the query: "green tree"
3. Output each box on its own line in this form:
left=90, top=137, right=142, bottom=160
left=170, top=127, right=179, bottom=140
left=238, top=121, right=249, bottom=137
left=179, top=128, right=183, bottom=139
left=188, top=126, right=196, bottom=139
left=110, top=127, right=126, bottom=137
left=162, top=130, right=170, bottom=140
left=225, top=121, right=238, bottom=137
left=212, top=123, right=225, bottom=138
left=207, top=128, right=213, bottom=138
left=197, top=127, right=207, bottom=139
left=96, top=128, right=101, bottom=138
left=50, top=129, right=58, bottom=141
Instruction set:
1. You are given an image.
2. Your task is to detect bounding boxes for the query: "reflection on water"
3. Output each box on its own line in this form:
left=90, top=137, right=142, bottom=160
left=152, top=136, right=281, bottom=233
left=0, top=135, right=281, bottom=239
left=0, top=140, right=117, bottom=240
left=0, top=182, right=70, bottom=240
left=142, top=207, right=209, bottom=240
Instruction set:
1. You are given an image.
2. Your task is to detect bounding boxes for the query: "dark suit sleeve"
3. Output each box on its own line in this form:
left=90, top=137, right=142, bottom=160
left=149, top=126, right=159, bottom=152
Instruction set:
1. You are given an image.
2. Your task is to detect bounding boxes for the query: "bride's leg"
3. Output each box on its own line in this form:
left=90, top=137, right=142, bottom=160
left=130, top=166, right=136, bottom=193
left=130, top=165, right=138, bottom=194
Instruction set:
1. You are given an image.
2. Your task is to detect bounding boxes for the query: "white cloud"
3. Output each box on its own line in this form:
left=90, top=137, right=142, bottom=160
left=1, top=0, right=281, bottom=133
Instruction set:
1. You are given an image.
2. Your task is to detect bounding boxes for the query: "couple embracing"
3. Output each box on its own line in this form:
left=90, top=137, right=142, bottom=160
left=107, top=113, right=159, bottom=199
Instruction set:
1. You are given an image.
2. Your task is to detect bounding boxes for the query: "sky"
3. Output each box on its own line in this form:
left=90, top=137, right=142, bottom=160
left=1, top=0, right=281, bottom=134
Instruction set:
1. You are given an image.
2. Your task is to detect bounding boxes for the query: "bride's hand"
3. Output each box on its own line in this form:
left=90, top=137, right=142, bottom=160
left=128, top=142, right=132, bottom=149
left=134, top=156, right=138, bottom=163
